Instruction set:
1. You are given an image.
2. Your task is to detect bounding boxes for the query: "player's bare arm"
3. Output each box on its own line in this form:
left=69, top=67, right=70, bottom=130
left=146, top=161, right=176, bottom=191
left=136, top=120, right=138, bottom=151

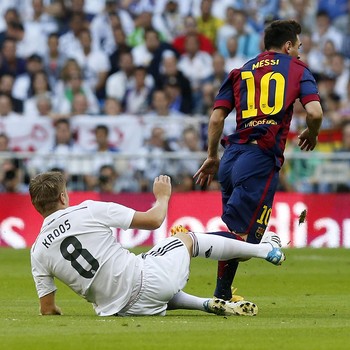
left=130, top=175, right=171, bottom=230
left=39, top=292, right=62, bottom=315
left=194, top=108, right=228, bottom=186
left=298, top=101, right=323, bottom=151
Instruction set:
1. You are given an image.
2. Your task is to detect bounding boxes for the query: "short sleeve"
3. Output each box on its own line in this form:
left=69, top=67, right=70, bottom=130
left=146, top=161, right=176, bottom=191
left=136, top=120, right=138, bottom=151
left=213, top=71, right=235, bottom=111
left=31, top=253, right=57, bottom=298
left=299, top=68, right=321, bottom=106
left=86, top=200, right=135, bottom=231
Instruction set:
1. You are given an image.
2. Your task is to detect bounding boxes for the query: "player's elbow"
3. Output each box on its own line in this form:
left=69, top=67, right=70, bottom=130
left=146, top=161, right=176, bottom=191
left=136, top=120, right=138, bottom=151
left=305, top=101, right=323, bottom=121
left=130, top=211, right=165, bottom=230
left=145, top=217, right=164, bottom=230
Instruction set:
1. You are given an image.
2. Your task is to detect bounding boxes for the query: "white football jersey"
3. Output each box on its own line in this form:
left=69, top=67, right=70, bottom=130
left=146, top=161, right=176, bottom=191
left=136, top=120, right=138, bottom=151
left=31, top=200, right=141, bottom=316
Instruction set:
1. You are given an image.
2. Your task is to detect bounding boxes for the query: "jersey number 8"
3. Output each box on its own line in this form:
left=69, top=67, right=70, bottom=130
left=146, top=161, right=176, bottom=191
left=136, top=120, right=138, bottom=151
left=60, top=236, right=100, bottom=278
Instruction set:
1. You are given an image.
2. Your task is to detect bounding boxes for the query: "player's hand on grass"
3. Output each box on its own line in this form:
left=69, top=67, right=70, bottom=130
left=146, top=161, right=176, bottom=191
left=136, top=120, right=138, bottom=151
left=193, top=157, right=220, bottom=187
left=298, top=128, right=318, bottom=151
left=153, top=175, right=172, bottom=200
left=40, top=305, right=62, bottom=316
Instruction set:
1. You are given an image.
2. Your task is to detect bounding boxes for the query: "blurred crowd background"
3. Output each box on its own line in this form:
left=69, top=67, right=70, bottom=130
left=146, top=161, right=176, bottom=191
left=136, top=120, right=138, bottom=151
left=0, top=0, right=350, bottom=194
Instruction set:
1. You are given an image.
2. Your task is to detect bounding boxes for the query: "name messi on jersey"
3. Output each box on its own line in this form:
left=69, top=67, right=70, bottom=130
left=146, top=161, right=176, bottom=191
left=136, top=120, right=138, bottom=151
left=42, top=219, right=71, bottom=248
left=252, top=59, right=280, bottom=70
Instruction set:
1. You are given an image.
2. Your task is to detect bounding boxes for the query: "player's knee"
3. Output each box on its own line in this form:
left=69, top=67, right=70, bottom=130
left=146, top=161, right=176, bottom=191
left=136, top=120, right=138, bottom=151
left=174, top=232, right=193, bottom=257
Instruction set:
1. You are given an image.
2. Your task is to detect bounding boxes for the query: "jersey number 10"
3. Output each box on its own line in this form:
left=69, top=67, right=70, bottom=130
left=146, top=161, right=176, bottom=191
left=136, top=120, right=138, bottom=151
left=241, top=71, right=285, bottom=119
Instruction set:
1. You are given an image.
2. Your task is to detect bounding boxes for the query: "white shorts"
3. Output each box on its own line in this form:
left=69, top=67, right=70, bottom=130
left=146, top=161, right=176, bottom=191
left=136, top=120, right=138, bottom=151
left=119, top=237, right=190, bottom=316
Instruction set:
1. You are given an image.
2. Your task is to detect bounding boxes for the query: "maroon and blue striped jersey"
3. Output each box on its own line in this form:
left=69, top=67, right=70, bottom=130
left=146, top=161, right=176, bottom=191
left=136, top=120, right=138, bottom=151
left=214, top=51, right=320, bottom=167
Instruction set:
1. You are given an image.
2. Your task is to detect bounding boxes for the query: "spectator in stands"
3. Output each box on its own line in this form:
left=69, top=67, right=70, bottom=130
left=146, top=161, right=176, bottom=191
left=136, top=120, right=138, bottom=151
left=329, top=52, right=350, bottom=103
left=42, top=32, right=66, bottom=90
left=163, top=77, right=190, bottom=116
left=312, top=10, right=344, bottom=52
left=58, top=12, right=87, bottom=56
left=23, top=70, right=54, bottom=117
left=131, top=27, right=179, bottom=81
left=134, top=126, right=176, bottom=191
left=0, top=160, right=28, bottom=193
left=108, top=26, right=131, bottom=75
left=172, top=15, right=215, bottom=55
left=175, top=125, right=205, bottom=176
left=127, top=10, right=157, bottom=48
left=14, top=2, right=50, bottom=59
left=0, top=132, right=10, bottom=152
left=196, top=0, right=224, bottom=46
left=84, top=124, right=119, bottom=190
left=231, top=9, right=261, bottom=60
left=0, top=133, right=28, bottom=193
left=279, top=0, right=317, bottom=34
left=216, top=6, right=238, bottom=58
left=124, top=65, right=153, bottom=115
left=155, top=51, right=193, bottom=114
left=177, top=32, right=213, bottom=113
left=0, top=94, right=21, bottom=118
left=337, top=121, right=350, bottom=153
left=223, top=36, right=246, bottom=72
left=56, top=57, right=82, bottom=88
left=202, top=52, right=227, bottom=93
left=102, top=97, right=123, bottom=116
left=12, top=53, right=44, bottom=102
left=106, top=51, right=136, bottom=103
left=198, top=82, right=216, bottom=116
left=0, top=73, right=23, bottom=113
left=333, top=80, right=350, bottom=127
left=317, top=0, right=349, bottom=32
left=95, top=164, right=118, bottom=193
left=55, top=69, right=100, bottom=115
left=145, top=88, right=186, bottom=149
left=152, top=0, right=184, bottom=43
left=146, top=89, right=184, bottom=118
left=298, top=31, right=321, bottom=69
left=90, top=0, right=134, bottom=54
left=95, top=164, right=140, bottom=193
left=70, top=92, right=93, bottom=116
left=320, top=40, right=338, bottom=76
left=24, top=0, right=59, bottom=37
left=0, top=8, right=21, bottom=48
left=30, top=118, right=83, bottom=174
left=0, top=37, right=27, bottom=77
left=34, top=94, right=63, bottom=120
left=242, top=0, right=280, bottom=33
left=68, top=28, right=110, bottom=100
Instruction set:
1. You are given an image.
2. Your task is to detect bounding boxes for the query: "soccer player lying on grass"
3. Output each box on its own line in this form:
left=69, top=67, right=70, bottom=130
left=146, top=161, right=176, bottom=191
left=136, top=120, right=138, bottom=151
left=29, top=171, right=285, bottom=317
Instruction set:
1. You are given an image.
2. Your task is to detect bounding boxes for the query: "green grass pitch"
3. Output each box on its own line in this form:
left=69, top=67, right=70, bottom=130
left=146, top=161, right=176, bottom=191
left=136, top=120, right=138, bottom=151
left=0, top=247, right=349, bottom=350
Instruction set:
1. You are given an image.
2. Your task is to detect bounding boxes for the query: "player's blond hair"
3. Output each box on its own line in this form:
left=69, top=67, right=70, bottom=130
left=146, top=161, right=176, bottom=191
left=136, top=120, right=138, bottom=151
left=29, top=171, right=66, bottom=216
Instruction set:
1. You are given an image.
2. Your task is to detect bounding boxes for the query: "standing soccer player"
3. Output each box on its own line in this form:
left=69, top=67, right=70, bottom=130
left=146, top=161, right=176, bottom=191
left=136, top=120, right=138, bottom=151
left=194, top=20, right=323, bottom=301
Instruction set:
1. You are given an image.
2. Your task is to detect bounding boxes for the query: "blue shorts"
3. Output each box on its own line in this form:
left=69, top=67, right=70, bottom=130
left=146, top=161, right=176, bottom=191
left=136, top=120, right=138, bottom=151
left=218, top=143, right=279, bottom=244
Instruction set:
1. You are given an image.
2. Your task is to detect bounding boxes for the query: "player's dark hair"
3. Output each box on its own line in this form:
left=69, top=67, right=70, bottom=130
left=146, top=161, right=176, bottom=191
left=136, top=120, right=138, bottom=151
left=29, top=171, right=66, bottom=216
left=264, top=20, right=301, bottom=50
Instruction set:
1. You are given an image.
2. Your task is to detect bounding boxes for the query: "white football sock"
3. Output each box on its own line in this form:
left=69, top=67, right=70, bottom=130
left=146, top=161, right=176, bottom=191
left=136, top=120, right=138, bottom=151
left=189, top=232, right=271, bottom=260
left=167, top=290, right=208, bottom=311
